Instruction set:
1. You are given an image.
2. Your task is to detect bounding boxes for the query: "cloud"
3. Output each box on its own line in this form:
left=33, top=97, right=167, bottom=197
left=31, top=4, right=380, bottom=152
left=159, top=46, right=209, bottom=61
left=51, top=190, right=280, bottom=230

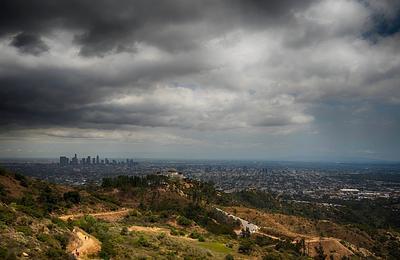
left=0, top=0, right=400, bottom=159
left=10, top=32, right=49, bottom=55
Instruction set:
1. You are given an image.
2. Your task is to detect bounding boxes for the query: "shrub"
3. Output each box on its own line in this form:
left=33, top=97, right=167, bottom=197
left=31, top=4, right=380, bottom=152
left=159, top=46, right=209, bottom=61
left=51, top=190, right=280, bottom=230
left=99, top=239, right=116, bottom=260
left=0, top=247, right=7, bottom=258
left=135, top=235, right=151, bottom=247
left=63, top=191, right=81, bottom=204
left=189, top=231, right=201, bottom=239
left=51, top=217, right=68, bottom=229
left=46, top=247, right=68, bottom=259
left=14, top=173, right=29, bottom=187
left=225, top=254, right=234, bottom=260
left=55, top=233, right=69, bottom=250
left=254, top=234, right=274, bottom=246
left=170, top=228, right=179, bottom=236
left=37, top=233, right=52, bottom=242
left=263, top=254, right=281, bottom=260
left=198, top=235, right=205, bottom=242
left=177, top=216, right=192, bottom=226
left=120, top=226, right=129, bottom=236
left=238, top=239, right=254, bottom=255
left=146, top=214, right=159, bottom=223
left=16, top=225, right=33, bottom=236
left=157, top=232, right=166, bottom=240
left=0, top=206, right=15, bottom=225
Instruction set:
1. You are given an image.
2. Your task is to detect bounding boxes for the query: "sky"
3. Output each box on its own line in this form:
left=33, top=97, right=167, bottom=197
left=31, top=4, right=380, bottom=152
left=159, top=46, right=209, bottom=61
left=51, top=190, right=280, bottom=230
left=0, top=0, right=400, bottom=161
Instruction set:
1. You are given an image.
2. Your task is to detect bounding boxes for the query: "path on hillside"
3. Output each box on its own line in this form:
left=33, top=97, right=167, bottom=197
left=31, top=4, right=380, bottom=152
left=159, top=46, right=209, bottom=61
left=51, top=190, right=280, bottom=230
left=60, top=209, right=131, bottom=259
left=69, top=227, right=101, bottom=260
left=218, top=207, right=355, bottom=259
left=215, top=208, right=260, bottom=233
left=59, top=208, right=131, bottom=221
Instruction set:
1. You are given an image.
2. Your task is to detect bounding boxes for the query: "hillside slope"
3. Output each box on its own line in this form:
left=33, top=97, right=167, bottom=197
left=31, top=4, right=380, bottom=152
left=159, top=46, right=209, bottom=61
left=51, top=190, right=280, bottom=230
left=1, top=169, right=400, bottom=259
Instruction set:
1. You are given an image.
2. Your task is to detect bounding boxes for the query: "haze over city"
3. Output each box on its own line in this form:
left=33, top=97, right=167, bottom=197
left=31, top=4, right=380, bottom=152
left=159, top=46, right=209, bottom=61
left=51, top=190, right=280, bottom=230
left=1, top=0, right=400, bottom=161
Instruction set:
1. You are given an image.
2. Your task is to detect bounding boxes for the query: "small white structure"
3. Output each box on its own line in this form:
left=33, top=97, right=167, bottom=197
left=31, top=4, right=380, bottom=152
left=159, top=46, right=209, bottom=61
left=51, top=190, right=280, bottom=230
left=340, top=188, right=359, bottom=193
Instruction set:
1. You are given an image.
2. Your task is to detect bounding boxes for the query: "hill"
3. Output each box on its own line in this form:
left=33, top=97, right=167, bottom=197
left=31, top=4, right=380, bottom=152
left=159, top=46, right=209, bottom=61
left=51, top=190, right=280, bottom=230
left=1, top=168, right=400, bottom=259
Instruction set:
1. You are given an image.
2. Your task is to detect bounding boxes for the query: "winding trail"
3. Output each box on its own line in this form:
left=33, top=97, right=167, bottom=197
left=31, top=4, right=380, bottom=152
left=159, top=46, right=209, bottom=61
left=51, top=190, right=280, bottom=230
left=215, top=208, right=260, bottom=234
left=68, top=227, right=101, bottom=260
left=59, top=208, right=131, bottom=221
left=60, top=209, right=132, bottom=259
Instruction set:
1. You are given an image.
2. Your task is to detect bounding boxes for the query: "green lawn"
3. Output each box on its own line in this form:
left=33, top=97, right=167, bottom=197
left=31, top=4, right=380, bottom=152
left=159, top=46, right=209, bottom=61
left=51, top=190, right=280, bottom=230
left=197, top=241, right=232, bottom=254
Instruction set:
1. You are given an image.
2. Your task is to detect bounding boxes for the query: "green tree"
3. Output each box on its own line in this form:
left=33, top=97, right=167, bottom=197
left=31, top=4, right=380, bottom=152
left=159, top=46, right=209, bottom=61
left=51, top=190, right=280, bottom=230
left=314, top=242, right=326, bottom=260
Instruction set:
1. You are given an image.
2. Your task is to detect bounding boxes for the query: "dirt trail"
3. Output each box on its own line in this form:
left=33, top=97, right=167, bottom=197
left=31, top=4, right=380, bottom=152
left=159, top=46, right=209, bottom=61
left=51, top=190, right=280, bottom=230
left=59, top=208, right=131, bottom=221
left=129, top=225, right=197, bottom=242
left=60, top=209, right=131, bottom=258
left=129, top=225, right=170, bottom=233
left=221, top=207, right=354, bottom=260
left=68, top=227, right=101, bottom=260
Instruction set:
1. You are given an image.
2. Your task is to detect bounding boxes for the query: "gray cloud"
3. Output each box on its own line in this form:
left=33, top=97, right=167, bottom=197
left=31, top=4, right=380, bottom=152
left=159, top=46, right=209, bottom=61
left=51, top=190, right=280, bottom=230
left=10, top=32, right=49, bottom=55
left=0, top=0, right=400, bottom=160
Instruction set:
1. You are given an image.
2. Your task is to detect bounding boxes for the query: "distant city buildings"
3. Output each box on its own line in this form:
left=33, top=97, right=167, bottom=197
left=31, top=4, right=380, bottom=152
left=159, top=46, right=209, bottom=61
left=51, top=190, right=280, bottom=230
left=59, top=154, right=137, bottom=167
left=59, top=156, right=69, bottom=166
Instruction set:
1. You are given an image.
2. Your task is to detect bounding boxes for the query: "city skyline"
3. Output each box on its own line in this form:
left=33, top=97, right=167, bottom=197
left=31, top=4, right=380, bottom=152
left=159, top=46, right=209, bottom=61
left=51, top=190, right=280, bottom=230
left=0, top=0, right=400, bottom=161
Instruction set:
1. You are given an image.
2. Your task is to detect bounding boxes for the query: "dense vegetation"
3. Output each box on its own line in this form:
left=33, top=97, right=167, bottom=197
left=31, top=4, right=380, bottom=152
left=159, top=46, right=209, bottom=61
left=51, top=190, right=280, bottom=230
left=1, top=168, right=400, bottom=259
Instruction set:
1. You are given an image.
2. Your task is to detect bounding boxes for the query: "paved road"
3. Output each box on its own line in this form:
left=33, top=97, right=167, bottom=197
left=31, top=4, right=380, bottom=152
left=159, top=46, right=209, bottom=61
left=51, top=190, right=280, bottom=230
left=215, top=208, right=259, bottom=233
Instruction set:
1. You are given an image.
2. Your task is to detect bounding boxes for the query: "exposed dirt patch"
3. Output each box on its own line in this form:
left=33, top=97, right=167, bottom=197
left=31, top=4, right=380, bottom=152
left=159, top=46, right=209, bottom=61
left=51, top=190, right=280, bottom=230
left=67, top=227, right=101, bottom=260
left=0, top=175, right=25, bottom=198
left=59, top=208, right=131, bottom=221
left=306, top=238, right=353, bottom=260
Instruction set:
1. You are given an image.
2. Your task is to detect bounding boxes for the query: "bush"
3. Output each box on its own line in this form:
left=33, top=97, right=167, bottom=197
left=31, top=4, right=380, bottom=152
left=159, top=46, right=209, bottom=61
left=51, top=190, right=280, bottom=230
left=198, top=235, right=206, bottom=242
left=146, top=214, right=159, bottom=223
left=263, top=254, right=281, bottom=260
left=120, top=226, right=129, bottom=236
left=55, top=233, right=69, bottom=250
left=51, top=217, right=68, bottom=229
left=157, top=232, right=166, bottom=240
left=16, top=225, right=33, bottom=236
left=170, top=228, right=179, bottom=236
left=0, top=247, right=7, bottom=258
left=254, top=234, right=274, bottom=246
left=189, top=231, right=201, bottom=239
left=99, top=239, right=116, bottom=260
left=37, top=233, right=52, bottom=242
left=225, top=254, right=234, bottom=260
left=135, top=235, right=151, bottom=247
left=46, top=247, right=69, bottom=259
left=0, top=206, right=15, bottom=225
left=14, top=173, right=29, bottom=187
left=238, top=239, right=254, bottom=255
left=177, top=216, right=192, bottom=226
left=63, top=191, right=81, bottom=204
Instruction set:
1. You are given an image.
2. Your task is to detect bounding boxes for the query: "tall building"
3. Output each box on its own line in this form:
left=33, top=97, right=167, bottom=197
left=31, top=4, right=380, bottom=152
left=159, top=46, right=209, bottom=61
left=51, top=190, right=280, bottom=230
left=87, top=156, right=91, bottom=164
left=96, top=155, right=100, bottom=164
left=71, top=154, right=78, bottom=165
left=92, top=158, right=96, bottom=164
left=59, top=156, right=69, bottom=166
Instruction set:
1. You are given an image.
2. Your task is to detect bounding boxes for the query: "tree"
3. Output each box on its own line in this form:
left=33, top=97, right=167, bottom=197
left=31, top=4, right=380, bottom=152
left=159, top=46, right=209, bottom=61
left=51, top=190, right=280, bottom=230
left=240, top=227, right=251, bottom=238
left=314, top=242, right=326, bottom=260
left=238, top=239, right=254, bottom=254
left=63, top=191, right=81, bottom=204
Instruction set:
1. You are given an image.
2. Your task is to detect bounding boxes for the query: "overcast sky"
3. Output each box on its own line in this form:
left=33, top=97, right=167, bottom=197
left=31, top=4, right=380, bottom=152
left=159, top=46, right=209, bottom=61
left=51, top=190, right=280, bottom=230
left=0, top=0, right=400, bottom=161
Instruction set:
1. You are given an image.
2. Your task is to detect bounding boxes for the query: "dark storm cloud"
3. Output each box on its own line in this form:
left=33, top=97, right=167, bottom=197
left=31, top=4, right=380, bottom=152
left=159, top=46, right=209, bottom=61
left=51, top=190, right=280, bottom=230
left=10, top=32, right=49, bottom=56
left=1, top=0, right=400, bottom=161
left=0, top=0, right=315, bottom=56
left=0, top=0, right=318, bottom=130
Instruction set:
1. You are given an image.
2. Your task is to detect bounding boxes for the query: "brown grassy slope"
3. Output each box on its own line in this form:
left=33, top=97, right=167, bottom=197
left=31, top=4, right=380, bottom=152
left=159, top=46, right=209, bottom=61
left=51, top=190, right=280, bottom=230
left=0, top=174, right=26, bottom=198
left=223, top=206, right=375, bottom=259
